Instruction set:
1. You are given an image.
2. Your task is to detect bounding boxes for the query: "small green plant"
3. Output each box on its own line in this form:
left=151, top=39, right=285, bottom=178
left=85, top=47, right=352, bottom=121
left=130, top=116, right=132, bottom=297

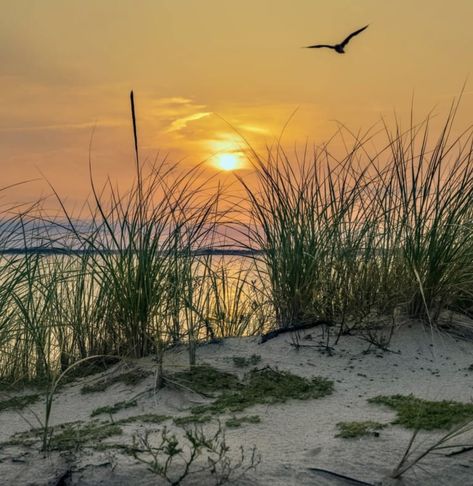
left=81, top=368, right=151, bottom=394
left=174, top=415, right=213, bottom=426
left=7, top=420, right=123, bottom=451
left=225, top=415, right=261, bottom=428
left=190, top=366, right=333, bottom=416
left=335, top=420, right=386, bottom=439
left=369, top=394, right=473, bottom=430
left=0, top=393, right=40, bottom=412
left=91, top=399, right=138, bottom=417
left=130, top=423, right=260, bottom=485
left=232, top=355, right=261, bottom=368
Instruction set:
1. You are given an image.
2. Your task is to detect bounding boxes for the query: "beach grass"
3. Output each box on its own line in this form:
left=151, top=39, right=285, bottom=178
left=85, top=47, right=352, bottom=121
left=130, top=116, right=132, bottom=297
left=0, top=105, right=472, bottom=385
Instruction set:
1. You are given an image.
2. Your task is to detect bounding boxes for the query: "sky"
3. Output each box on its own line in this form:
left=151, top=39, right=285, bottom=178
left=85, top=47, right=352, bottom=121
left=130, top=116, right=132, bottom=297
left=1, top=0, right=473, bottom=209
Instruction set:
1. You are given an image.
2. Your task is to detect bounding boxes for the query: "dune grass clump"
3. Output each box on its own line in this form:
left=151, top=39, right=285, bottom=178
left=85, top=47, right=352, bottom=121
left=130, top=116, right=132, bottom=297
left=238, top=105, right=473, bottom=341
left=239, top=150, right=366, bottom=331
left=188, top=366, right=334, bottom=416
left=0, top=393, right=40, bottom=412
left=381, top=106, right=473, bottom=322
left=51, top=95, right=223, bottom=366
left=238, top=140, right=408, bottom=345
left=335, top=420, right=387, bottom=438
left=81, top=367, right=151, bottom=394
left=369, top=394, right=473, bottom=430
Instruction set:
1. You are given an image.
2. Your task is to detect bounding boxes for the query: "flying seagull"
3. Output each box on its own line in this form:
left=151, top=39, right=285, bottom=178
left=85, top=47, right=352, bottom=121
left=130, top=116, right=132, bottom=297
left=306, top=25, right=369, bottom=54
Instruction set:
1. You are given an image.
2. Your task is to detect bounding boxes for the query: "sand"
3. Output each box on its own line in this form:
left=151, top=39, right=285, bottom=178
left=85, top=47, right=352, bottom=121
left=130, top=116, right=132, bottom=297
left=1, top=317, right=473, bottom=485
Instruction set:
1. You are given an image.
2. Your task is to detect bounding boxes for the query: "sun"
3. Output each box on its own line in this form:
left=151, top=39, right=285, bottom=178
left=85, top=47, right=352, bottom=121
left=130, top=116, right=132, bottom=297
left=215, top=153, right=241, bottom=171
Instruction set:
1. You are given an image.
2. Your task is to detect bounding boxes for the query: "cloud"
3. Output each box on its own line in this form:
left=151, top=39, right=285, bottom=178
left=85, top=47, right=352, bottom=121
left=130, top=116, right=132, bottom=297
left=239, top=124, right=270, bottom=135
left=154, top=97, right=194, bottom=106
left=166, top=112, right=212, bottom=132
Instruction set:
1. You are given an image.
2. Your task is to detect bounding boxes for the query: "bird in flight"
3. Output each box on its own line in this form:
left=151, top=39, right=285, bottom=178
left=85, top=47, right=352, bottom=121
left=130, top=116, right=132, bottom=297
left=305, top=25, right=369, bottom=54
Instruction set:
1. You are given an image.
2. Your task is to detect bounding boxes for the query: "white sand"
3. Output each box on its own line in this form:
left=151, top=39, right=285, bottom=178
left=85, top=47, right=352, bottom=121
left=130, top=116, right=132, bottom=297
left=1, top=318, right=473, bottom=485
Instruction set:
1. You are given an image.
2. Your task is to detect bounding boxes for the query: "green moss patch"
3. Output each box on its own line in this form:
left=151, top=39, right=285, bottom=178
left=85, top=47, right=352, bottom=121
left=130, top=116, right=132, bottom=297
left=172, top=365, right=241, bottom=395
left=232, top=355, right=262, bottom=368
left=174, top=414, right=213, bottom=426
left=7, top=420, right=122, bottom=451
left=225, top=415, right=261, bottom=428
left=368, top=394, right=473, bottom=430
left=81, top=367, right=151, bottom=394
left=49, top=421, right=123, bottom=450
left=189, top=366, right=333, bottom=416
left=335, top=421, right=386, bottom=438
left=91, top=399, right=138, bottom=417
left=0, top=393, right=40, bottom=412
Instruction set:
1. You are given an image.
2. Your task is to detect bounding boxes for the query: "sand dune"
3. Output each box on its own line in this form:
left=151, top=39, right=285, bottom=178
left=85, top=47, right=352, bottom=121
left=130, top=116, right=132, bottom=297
left=1, top=320, right=473, bottom=485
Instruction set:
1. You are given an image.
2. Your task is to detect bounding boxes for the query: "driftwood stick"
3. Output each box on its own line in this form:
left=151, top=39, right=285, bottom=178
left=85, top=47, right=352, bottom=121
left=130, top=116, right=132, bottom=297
left=260, top=320, right=332, bottom=344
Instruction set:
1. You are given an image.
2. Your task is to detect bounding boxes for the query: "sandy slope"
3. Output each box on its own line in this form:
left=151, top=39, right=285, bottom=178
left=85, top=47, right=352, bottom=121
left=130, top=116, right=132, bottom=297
left=1, top=319, right=473, bottom=485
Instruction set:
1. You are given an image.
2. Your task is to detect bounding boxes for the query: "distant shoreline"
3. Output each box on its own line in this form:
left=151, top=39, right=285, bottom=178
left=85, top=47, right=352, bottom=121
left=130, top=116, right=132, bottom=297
left=0, top=247, right=263, bottom=257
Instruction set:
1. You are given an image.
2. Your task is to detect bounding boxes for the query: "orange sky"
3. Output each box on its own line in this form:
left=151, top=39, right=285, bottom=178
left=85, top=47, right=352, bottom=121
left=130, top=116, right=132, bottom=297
left=1, top=0, right=473, bottom=209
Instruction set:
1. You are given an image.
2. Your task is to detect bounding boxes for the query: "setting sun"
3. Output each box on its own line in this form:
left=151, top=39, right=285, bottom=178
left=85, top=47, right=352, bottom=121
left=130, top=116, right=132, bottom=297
left=215, top=153, right=241, bottom=171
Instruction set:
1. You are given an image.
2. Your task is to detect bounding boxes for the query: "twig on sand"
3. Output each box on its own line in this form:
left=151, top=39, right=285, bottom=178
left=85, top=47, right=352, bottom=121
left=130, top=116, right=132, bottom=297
left=307, top=467, right=375, bottom=485
left=260, top=320, right=332, bottom=344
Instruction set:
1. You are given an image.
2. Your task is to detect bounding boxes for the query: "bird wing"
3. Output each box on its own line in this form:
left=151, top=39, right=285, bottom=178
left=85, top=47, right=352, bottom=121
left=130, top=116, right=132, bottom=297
left=340, top=25, right=369, bottom=47
left=305, top=44, right=335, bottom=49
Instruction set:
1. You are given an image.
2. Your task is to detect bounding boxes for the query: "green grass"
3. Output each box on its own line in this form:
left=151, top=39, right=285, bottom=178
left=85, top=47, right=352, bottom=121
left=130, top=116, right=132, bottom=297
left=1, top=101, right=473, bottom=385
left=335, top=420, right=387, bottom=438
left=369, top=394, right=473, bottom=430
left=0, top=393, right=40, bottom=412
left=91, top=400, right=138, bottom=417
